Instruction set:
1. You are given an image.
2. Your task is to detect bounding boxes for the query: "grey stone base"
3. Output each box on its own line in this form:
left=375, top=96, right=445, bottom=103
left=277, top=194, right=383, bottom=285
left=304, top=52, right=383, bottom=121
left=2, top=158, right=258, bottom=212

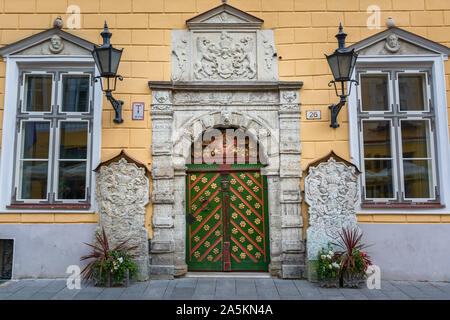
left=281, top=264, right=306, bottom=279
left=149, top=265, right=175, bottom=280
left=307, top=260, right=318, bottom=282
left=174, top=264, right=188, bottom=277
left=134, top=258, right=150, bottom=281
left=269, top=263, right=281, bottom=278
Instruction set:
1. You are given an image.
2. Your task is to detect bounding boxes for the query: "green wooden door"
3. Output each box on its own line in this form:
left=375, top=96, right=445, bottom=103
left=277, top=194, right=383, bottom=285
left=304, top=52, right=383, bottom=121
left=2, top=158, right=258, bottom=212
left=186, top=172, right=224, bottom=271
left=227, top=171, right=270, bottom=271
left=186, top=169, right=270, bottom=271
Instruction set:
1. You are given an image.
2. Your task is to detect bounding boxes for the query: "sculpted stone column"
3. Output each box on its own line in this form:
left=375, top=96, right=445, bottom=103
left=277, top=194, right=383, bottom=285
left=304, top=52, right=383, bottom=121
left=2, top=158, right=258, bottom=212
left=150, top=89, right=176, bottom=279
left=278, top=88, right=305, bottom=279
left=304, top=153, right=360, bottom=281
left=95, top=155, right=150, bottom=281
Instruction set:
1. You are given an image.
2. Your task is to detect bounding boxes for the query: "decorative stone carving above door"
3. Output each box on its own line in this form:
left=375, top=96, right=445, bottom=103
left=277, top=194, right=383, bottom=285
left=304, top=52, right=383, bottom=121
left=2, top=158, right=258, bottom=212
left=172, top=3, right=277, bottom=82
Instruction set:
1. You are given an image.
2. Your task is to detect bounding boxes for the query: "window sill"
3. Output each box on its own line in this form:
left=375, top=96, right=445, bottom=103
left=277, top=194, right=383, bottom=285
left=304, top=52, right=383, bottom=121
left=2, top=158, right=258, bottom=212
left=6, top=203, right=91, bottom=210
left=361, top=203, right=445, bottom=209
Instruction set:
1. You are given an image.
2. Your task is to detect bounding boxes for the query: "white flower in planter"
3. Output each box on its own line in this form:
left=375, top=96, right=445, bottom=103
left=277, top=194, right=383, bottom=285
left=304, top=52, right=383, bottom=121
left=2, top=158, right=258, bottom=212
left=328, top=264, right=333, bottom=269
left=118, top=257, right=123, bottom=264
left=326, top=255, right=331, bottom=259
left=329, top=251, right=334, bottom=256
left=332, top=262, right=340, bottom=268
left=321, top=255, right=326, bottom=260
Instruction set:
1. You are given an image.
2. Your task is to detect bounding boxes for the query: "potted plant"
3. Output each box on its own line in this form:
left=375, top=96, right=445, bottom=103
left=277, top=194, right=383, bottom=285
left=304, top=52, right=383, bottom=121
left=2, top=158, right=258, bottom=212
left=333, top=227, right=372, bottom=288
left=316, top=244, right=342, bottom=288
left=80, top=227, right=138, bottom=287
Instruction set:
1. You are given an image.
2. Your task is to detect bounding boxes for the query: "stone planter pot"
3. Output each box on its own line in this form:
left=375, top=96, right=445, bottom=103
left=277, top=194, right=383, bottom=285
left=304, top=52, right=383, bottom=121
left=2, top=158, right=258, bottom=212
left=319, top=277, right=340, bottom=288
left=342, top=271, right=366, bottom=288
left=94, top=269, right=130, bottom=287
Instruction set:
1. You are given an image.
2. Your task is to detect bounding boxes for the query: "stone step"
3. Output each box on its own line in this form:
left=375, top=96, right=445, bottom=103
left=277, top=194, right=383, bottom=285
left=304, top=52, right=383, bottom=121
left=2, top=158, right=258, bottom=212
left=183, top=272, right=272, bottom=279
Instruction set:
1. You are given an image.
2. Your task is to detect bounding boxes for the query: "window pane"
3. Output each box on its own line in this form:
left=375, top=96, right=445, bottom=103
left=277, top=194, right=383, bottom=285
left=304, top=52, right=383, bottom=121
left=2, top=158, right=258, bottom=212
left=59, top=122, right=88, bottom=159
left=403, top=160, right=432, bottom=198
left=58, top=161, right=86, bottom=200
left=21, top=122, right=50, bottom=159
left=399, top=74, right=426, bottom=111
left=61, top=75, right=90, bottom=112
left=401, top=120, right=431, bottom=158
left=364, top=160, right=394, bottom=198
left=20, top=161, right=48, bottom=199
left=360, top=74, right=389, bottom=111
left=362, top=120, right=391, bottom=158
left=25, top=74, right=52, bottom=112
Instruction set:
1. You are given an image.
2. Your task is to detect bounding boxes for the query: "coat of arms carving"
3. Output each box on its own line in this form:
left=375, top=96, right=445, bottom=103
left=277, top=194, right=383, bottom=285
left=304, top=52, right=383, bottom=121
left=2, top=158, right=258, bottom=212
left=194, top=31, right=257, bottom=80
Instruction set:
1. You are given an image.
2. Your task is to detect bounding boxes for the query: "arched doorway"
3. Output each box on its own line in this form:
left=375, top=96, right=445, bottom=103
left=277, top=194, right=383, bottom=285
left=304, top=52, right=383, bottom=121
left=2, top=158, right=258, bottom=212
left=185, top=128, right=270, bottom=271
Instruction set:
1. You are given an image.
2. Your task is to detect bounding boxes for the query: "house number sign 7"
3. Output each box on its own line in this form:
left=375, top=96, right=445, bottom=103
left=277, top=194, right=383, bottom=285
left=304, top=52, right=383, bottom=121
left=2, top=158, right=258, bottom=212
left=132, top=102, right=145, bottom=120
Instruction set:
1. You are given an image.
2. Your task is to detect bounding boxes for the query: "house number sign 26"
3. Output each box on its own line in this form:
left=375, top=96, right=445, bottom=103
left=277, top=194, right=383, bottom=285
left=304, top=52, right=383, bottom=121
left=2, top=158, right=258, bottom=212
left=306, top=110, right=321, bottom=120
left=132, top=102, right=145, bottom=120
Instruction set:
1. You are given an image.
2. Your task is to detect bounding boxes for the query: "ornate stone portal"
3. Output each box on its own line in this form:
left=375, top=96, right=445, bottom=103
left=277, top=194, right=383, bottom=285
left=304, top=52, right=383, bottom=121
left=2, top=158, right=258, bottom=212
left=304, top=153, right=360, bottom=280
left=149, top=3, right=304, bottom=279
left=95, top=155, right=150, bottom=281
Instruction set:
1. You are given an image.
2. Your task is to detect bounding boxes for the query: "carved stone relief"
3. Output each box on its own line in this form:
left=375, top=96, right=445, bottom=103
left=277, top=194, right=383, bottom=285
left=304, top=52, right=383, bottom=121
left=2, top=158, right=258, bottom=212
left=385, top=33, right=400, bottom=53
left=95, top=158, right=150, bottom=281
left=49, top=35, right=64, bottom=54
left=193, top=31, right=257, bottom=80
left=304, top=157, right=360, bottom=266
left=172, top=30, right=278, bottom=81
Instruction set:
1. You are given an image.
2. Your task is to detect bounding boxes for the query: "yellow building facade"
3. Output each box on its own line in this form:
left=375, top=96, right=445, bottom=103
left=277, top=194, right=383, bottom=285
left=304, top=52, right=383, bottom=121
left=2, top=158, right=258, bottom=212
left=0, top=0, right=449, bottom=280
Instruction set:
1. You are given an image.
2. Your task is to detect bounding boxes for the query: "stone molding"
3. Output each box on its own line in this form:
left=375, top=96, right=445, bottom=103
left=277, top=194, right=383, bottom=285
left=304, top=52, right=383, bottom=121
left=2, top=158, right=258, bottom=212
left=149, top=83, right=304, bottom=279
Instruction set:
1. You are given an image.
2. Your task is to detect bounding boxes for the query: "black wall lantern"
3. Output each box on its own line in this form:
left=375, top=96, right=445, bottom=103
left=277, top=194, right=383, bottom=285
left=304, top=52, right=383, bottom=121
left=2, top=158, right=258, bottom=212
left=92, top=22, right=124, bottom=123
left=325, top=24, right=358, bottom=128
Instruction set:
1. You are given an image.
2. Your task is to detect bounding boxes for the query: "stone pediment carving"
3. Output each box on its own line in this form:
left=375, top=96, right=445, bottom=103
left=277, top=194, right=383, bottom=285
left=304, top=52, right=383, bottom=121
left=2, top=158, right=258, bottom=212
left=172, top=3, right=277, bottom=82
left=0, top=27, right=94, bottom=57
left=186, top=3, right=263, bottom=30
left=347, top=27, right=450, bottom=56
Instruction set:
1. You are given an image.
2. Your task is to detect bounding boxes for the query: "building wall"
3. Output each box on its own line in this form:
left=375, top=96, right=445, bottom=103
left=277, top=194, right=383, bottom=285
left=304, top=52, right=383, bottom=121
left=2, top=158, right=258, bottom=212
left=0, top=0, right=449, bottom=279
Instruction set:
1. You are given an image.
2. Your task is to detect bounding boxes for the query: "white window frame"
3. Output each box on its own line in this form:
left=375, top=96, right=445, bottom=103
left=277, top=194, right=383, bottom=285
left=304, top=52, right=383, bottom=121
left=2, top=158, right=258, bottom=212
left=358, top=70, right=394, bottom=114
left=15, top=119, right=53, bottom=202
left=21, top=72, right=56, bottom=114
left=397, top=118, right=436, bottom=202
left=359, top=118, right=398, bottom=202
left=53, top=119, right=91, bottom=202
left=58, top=72, right=92, bottom=115
left=0, top=55, right=103, bottom=213
left=348, top=54, right=450, bottom=214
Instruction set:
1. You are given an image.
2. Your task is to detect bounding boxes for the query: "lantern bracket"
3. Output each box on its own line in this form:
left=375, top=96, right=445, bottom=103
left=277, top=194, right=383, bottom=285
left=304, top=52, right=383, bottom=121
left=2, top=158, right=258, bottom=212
left=95, top=75, right=124, bottom=123
left=328, top=79, right=358, bottom=128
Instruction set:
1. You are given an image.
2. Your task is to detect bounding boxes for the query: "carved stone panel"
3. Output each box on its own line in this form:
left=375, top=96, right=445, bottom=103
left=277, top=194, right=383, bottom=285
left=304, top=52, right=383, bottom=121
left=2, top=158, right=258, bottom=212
left=304, top=157, right=360, bottom=268
left=171, top=10, right=278, bottom=81
left=193, top=31, right=257, bottom=80
left=95, top=158, right=150, bottom=281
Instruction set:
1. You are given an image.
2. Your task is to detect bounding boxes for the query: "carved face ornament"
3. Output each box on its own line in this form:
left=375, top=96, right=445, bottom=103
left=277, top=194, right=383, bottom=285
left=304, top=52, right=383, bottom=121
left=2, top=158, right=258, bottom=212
left=385, top=34, right=400, bottom=53
left=49, top=35, right=64, bottom=54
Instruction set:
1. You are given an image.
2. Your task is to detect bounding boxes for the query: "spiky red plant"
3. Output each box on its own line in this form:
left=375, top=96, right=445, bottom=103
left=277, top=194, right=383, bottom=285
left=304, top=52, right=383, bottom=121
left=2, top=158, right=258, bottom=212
left=80, top=227, right=137, bottom=280
left=332, top=227, right=372, bottom=273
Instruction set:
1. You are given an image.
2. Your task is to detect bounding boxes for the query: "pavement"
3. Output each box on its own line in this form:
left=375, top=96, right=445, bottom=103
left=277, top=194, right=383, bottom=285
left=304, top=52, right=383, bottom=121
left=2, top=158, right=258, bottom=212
left=0, top=278, right=449, bottom=300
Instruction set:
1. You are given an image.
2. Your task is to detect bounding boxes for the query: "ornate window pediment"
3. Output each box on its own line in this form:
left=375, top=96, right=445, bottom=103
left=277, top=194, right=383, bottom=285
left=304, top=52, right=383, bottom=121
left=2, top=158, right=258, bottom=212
left=347, top=27, right=450, bottom=57
left=0, top=27, right=94, bottom=57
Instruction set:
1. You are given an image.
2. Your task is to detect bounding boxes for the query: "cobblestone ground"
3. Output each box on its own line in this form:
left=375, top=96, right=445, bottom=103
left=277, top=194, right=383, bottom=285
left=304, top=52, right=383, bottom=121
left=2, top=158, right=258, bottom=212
left=0, top=278, right=449, bottom=300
